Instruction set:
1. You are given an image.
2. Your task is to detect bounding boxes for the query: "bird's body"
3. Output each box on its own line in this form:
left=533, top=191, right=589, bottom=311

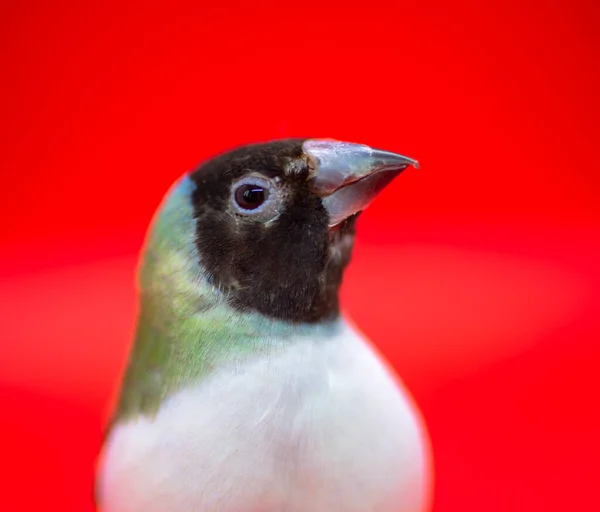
left=98, top=320, right=427, bottom=512
left=96, top=139, right=431, bottom=512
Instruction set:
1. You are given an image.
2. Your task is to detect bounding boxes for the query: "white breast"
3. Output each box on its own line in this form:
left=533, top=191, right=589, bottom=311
left=97, top=322, right=431, bottom=512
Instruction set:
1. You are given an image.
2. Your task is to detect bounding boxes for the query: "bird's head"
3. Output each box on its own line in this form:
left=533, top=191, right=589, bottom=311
left=142, top=139, right=418, bottom=325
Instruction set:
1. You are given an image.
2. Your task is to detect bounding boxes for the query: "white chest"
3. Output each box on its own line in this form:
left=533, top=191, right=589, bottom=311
left=98, top=325, right=430, bottom=512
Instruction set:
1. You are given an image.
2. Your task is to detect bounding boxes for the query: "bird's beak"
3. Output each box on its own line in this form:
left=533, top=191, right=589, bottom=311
left=303, top=139, right=419, bottom=227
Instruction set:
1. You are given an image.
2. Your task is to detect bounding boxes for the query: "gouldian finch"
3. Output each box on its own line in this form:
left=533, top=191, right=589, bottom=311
left=96, top=139, right=431, bottom=512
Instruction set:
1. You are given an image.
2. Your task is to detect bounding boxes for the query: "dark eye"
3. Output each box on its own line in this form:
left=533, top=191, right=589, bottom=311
left=235, top=184, right=269, bottom=210
left=230, top=175, right=280, bottom=220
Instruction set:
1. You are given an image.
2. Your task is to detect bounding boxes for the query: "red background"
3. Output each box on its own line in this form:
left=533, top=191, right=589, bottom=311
left=1, top=1, right=599, bottom=510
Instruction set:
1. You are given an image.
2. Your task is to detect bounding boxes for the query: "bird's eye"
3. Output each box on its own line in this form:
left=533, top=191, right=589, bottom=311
left=230, top=175, right=281, bottom=221
left=235, top=184, right=269, bottom=210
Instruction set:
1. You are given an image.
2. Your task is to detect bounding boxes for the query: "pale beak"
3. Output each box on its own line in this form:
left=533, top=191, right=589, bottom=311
left=303, top=139, right=419, bottom=227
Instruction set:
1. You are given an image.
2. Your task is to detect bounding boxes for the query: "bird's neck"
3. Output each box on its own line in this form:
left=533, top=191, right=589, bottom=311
left=114, top=285, right=341, bottom=423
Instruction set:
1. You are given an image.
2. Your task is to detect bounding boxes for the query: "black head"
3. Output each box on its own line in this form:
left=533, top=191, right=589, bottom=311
left=188, top=138, right=418, bottom=324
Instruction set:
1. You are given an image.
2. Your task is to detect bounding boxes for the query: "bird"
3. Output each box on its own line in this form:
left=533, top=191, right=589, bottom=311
left=95, top=138, right=432, bottom=512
